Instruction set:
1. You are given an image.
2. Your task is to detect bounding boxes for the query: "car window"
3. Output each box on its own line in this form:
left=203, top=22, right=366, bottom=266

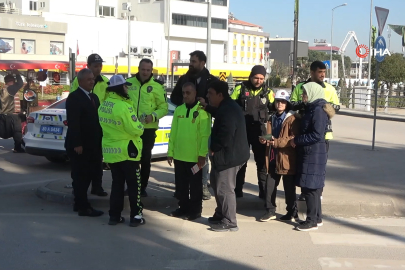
left=47, top=99, right=66, bottom=109
left=167, top=100, right=176, bottom=115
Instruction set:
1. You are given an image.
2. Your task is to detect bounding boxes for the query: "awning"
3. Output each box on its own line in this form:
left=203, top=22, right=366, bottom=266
left=0, top=60, right=87, bottom=72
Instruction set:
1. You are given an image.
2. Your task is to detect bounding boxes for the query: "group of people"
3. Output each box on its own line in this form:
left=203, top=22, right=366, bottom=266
left=62, top=50, right=340, bottom=232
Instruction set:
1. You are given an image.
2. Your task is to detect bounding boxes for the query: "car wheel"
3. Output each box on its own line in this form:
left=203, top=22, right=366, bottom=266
left=45, top=156, right=67, bottom=163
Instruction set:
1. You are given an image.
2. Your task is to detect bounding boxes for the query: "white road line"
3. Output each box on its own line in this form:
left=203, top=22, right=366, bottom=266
left=310, top=233, right=405, bottom=248
left=319, top=257, right=405, bottom=269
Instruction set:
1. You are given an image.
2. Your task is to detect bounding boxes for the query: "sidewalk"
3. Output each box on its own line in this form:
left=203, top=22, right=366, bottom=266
left=338, top=108, right=405, bottom=122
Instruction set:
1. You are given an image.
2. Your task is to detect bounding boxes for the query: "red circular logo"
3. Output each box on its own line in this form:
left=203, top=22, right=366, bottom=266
left=356, top=44, right=369, bottom=58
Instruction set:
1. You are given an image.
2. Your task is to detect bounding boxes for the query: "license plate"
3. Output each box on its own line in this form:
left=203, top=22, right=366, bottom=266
left=40, top=125, right=63, bottom=135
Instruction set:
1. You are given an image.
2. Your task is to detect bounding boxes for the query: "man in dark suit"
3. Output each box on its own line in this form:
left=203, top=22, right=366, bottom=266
left=65, top=68, right=104, bottom=217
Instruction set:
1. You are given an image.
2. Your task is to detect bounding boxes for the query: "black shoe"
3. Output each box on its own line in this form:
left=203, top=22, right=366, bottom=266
left=317, top=219, right=323, bottom=227
left=208, top=214, right=222, bottom=224
left=202, top=185, right=211, bottom=200
left=140, top=189, right=148, bottom=197
left=210, top=221, right=239, bottom=232
left=129, top=217, right=146, bottom=227
left=170, top=208, right=187, bottom=218
left=259, top=211, right=276, bottom=222
left=235, top=190, right=243, bottom=198
left=279, top=213, right=299, bottom=222
left=78, top=208, right=104, bottom=217
left=91, top=189, right=108, bottom=197
left=184, top=213, right=202, bottom=221
left=296, top=221, right=318, bottom=231
left=108, top=216, right=125, bottom=225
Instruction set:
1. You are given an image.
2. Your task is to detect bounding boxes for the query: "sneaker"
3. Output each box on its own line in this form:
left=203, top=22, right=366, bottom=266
left=317, top=219, right=323, bottom=227
left=140, top=189, right=148, bottom=197
left=279, top=213, right=299, bottom=222
left=129, top=216, right=145, bottom=227
left=170, top=208, right=187, bottom=218
left=296, top=221, right=318, bottom=231
left=210, top=221, right=239, bottom=232
left=259, top=211, right=276, bottom=222
left=108, top=216, right=125, bottom=225
left=202, top=184, right=211, bottom=200
left=208, top=215, right=222, bottom=224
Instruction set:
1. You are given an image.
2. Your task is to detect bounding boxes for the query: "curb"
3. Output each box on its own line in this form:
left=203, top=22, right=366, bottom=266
left=36, top=181, right=399, bottom=217
left=337, top=110, right=405, bottom=122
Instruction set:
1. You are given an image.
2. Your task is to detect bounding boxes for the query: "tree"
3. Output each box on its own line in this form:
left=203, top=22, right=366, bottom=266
left=371, top=53, right=405, bottom=95
left=307, top=50, right=351, bottom=79
left=270, top=60, right=289, bottom=80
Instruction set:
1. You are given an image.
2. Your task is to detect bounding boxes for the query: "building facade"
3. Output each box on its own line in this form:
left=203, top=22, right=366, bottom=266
left=309, top=39, right=340, bottom=55
left=267, top=38, right=309, bottom=67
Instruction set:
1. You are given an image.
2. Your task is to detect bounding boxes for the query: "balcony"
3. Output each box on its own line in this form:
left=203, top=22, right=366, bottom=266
left=0, top=6, right=21, bottom=15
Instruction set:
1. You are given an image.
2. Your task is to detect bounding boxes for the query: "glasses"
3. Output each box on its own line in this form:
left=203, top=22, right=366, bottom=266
left=275, top=100, right=287, bottom=103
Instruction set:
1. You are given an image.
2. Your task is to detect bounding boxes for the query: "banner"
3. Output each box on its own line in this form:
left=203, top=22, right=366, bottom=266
left=0, top=38, right=14, bottom=54
left=388, top=24, right=405, bottom=51
left=21, top=40, right=35, bottom=54
left=50, top=42, right=63, bottom=55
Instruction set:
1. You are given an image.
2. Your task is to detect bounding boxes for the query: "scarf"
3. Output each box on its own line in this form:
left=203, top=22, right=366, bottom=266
left=303, top=82, right=325, bottom=103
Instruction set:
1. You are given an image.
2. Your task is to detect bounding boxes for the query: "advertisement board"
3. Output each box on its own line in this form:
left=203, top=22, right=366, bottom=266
left=0, top=38, right=14, bottom=54
left=21, top=40, right=35, bottom=54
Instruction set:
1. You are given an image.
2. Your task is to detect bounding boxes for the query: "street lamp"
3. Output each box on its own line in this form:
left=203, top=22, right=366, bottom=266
left=123, top=2, right=132, bottom=78
left=330, top=3, right=347, bottom=82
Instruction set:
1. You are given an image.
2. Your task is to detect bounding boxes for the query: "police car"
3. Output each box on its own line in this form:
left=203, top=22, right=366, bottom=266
left=23, top=97, right=176, bottom=163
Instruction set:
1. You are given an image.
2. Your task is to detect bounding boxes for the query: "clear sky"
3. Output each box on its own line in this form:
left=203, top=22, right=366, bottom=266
left=229, top=0, right=404, bottom=61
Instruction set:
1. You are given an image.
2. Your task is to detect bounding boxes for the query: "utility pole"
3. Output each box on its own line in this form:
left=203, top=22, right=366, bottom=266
left=206, top=0, right=212, bottom=70
left=127, top=6, right=131, bottom=78
left=292, top=0, right=299, bottom=87
left=166, top=0, right=171, bottom=87
left=367, top=0, right=373, bottom=111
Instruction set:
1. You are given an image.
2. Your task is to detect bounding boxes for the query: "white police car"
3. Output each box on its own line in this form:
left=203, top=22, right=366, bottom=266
left=24, top=98, right=175, bottom=162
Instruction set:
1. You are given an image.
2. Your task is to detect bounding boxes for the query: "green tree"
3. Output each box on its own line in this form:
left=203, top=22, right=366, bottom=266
left=270, top=60, right=289, bottom=80
left=371, top=53, right=405, bottom=95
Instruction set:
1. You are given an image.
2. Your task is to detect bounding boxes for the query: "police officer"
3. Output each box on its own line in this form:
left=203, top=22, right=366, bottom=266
left=127, top=59, right=168, bottom=197
left=98, top=75, right=145, bottom=227
left=71, top=53, right=109, bottom=104
left=290, top=60, right=340, bottom=147
left=168, top=82, right=211, bottom=221
left=230, top=65, right=275, bottom=198
left=70, top=53, right=109, bottom=197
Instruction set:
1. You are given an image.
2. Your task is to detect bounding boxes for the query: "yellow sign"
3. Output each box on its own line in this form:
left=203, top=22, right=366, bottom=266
left=219, top=72, right=227, bottom=81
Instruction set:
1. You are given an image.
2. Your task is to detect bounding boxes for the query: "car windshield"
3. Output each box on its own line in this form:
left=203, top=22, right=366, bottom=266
left=46, top=98, right=177, bottom=116
left=47, top=99, right=66, bottom=109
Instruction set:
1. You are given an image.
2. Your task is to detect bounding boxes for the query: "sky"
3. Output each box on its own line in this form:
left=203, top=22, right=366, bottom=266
left=229, top=0, right=404, bottom=61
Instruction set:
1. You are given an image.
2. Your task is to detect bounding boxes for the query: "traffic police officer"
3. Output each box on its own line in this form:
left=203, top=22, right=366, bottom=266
left=168, top=82, right=211, bottom=221
left=70, top=53, right=109, bottom=196
left=290, top=60, right=340, bottom=145
left=230, top=65, right=275, bottom=198
left=71, top=53, right=109, bottom=104
left=127, top=59, right=168, bottom=197
left=98, top=75, right=146, bottom=227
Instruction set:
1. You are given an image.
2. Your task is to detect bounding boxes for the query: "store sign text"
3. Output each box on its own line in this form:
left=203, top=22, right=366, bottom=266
left=15, top=22, right=48, bottom=29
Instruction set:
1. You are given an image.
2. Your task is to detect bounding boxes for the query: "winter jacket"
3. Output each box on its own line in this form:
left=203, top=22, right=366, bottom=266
left=294, top=99, right=335, bottom=189
left=265, top=111, right=301, bottom=175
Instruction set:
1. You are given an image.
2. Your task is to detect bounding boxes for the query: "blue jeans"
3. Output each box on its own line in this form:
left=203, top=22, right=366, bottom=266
left=202, top=136, right=211, bottom=185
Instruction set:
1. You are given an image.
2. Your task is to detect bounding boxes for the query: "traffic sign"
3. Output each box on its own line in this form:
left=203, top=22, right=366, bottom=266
left=219, top=72, right=226, bottom=81
left=375, top=36, right=387, bottom=62
left=375, top=7, right=389, bottom=36
left=322, top=60, right=330, bottom=69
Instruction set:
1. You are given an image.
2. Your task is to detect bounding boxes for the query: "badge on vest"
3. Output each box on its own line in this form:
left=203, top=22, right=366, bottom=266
left=261, top=98, right=267, bottom=104
left=192, top=111, right=199, bottom=123
left=131, top=115, right=137, bottom=122
left=147, top=86, right=153, bottom=93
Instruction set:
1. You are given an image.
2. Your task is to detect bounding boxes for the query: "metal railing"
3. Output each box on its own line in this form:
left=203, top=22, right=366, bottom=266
left=339, top=85, right=405, bottom=113
left=0, top=6, right=21, bottom=15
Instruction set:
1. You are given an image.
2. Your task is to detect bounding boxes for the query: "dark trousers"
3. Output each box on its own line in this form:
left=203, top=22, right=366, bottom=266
left=68, top=148, right=102, bottom=211
left=140, top=128, right=157, bottom=190
left=174, top=160, right=203, bottom=214
left=235, top=123, right=267, bottom=195
left=211, top=163, right=244, bottom=226
left=301, top=187, right=322, bottom=225
left=265, top=167, right=297, bottom=215
left=109, top=161, right=143, bottom=219
left=9, top=114, right=22, bottom=150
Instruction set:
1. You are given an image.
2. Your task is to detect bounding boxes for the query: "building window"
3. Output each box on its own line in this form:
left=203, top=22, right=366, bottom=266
left=29, top=1, right=37, bottom=10
left=241, top=57, right=244, bottom=63
left=247, top=47, right=251, bottom=52
left=172, top=14, right=227, bottom=30
left=234, top=34, right=237, bottom=39
left=233, top=46, right=236, bottom=50
left=139, top=0, right=150, bottom=2
left=40, top=2, right=45, bottom=8
left=240, top=46, right=244, bottom=51
left=248, top=36, right=251, bottom=41
left=260, top=38, right=263, bottom=42
left=99, top=6, right=115, bottom=17
left=241, top=35, right=244, bottom=40
left=212, top=0, right=227, bottom=6
left=0, top=38, right=14, bottom=54
left=233, top=57, right=237, bottom=62
left=21, top=40, right=35, bottom=54
left=50, top=42, right=63, bottom=55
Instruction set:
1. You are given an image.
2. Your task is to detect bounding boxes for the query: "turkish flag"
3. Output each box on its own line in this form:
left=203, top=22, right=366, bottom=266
left=260, top=49, right=263, bottom=62
left=76, top=40, right=79, bottom=56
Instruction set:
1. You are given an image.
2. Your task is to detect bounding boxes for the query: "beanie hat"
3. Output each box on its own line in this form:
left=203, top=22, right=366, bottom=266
left=4, top=74, right=15, bottom=84
left=249, top=65, right=266, bottom=78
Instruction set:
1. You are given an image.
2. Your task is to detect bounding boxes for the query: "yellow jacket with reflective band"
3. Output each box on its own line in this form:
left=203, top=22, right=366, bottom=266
left=126, top=75, right=168, bottom=130
left=230, top=84, right=275, bottom=103
left=168, top=102, right=211, bottom=163
left=98, top=92, right=144, bottom=163
left=291, top=81, right=339, bottom=140
left=70, top=75, right=109, bottom=104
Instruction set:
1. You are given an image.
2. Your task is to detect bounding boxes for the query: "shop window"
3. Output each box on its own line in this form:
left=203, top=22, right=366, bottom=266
left=50, top=42, right=64, bottom=55
left=172, top=14, right=227, bottom=30
left=21, top=40, right=35, bottom=54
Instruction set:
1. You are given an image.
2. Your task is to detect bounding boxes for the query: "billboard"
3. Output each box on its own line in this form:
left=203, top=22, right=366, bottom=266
left=21, top=40, right=35, bottom=54
left=50, top=42, right=63, bottom=55
left=0, top=38, right=14, bottom=54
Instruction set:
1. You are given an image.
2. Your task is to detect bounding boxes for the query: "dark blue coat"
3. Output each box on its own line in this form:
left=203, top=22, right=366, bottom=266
left=294, top=99, right=329, bottom=189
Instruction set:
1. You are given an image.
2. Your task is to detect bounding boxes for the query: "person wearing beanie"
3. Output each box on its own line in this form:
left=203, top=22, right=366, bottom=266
left=70, top=53, right=109, bottom=197
left=0, top=70, right=24, bottom=153
left=230, top=65, right=275, bottom=199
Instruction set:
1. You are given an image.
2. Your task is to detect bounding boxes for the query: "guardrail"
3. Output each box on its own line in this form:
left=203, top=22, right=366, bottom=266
left=339, top=85, right=405, bottom=113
